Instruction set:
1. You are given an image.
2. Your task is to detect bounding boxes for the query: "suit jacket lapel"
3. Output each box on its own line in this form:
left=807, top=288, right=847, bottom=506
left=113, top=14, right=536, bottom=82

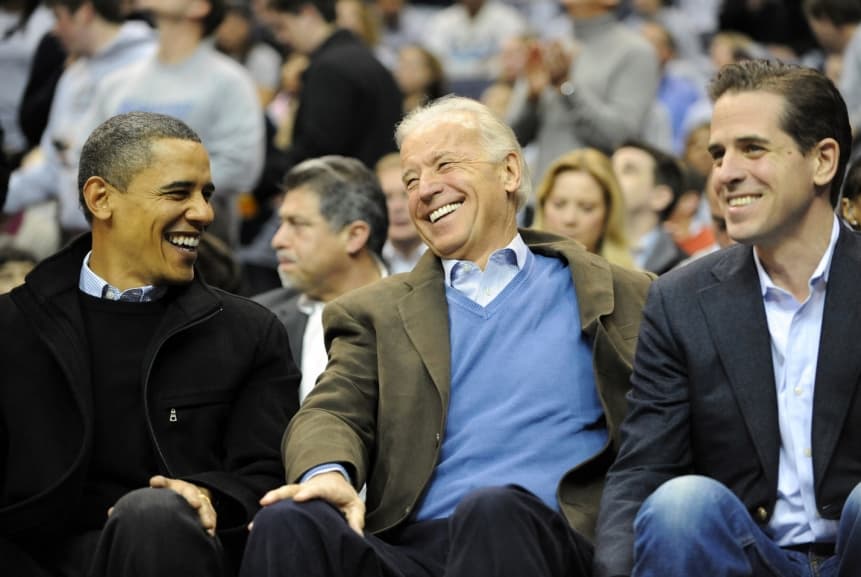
left=399, top=250, right=452, bottom=405
left=813, top=228, right=861, bottom=490
left=284, top=302, right=309, bottom=363
left=699, top=246, right=780, bottom=488
left=520, top=228, right=614, bottom=335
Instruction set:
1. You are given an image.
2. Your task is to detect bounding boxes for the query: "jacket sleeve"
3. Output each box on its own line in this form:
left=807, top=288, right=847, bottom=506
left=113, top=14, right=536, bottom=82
left=282, top=298, right=378, bottom=489
left=593, top=280, right=693, bottom=577
left=184, top=314, right=300, bottom=531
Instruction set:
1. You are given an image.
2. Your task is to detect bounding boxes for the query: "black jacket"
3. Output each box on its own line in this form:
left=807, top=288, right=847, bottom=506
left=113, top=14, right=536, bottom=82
left=283, top=29, right=403, bottom=171
left=0, top=235, right=299, bottom=543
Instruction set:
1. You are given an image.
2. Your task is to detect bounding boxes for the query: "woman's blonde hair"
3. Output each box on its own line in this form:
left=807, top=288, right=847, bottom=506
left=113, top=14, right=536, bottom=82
left=533, top=148, right=633, bottom=268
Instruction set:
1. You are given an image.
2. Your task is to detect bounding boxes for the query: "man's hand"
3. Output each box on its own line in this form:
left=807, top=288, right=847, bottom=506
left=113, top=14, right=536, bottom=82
left=258, top=471, right=365, bottom=535
left=149, top=475, right=217, bottom=537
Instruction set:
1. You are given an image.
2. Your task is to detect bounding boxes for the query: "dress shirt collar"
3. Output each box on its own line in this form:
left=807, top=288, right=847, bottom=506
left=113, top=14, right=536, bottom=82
left=78, top=251, right=167, bottom=302
left=753, top=215, right=840, bottom=299
left=441, top=234, right=528, bottom=287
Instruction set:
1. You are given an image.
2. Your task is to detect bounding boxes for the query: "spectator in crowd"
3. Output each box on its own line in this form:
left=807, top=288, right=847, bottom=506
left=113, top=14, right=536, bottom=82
left=595, top=59, right=861, bottom=577
left=375, top=151, right=426, bottom=273
left=84, top=0, right=264, bottom=248
left=265, top=0, right=403, bottom=172
left=624, top=0, right=704, bottom=67
left=239, top=95, right=652, bottom=577
left=0, top=111, right=299, bottom=576
left=720, top=0, right=818, bottom=61
left=507, top=0, right=660, bottom=192
left=682, top=119, right=713, bottom=179
left=0, top=245, right=36, bottom=294
left=0, top=0, right=54, bottom=164
left=533, top=147, right=633, bottom=268
left=422, top=0, right=526, bottom=93
left=371, top=0, right=429, bottom=69
left=612, top=140, right=688, bottom=274
left=639, top=20, right=708, bottom=155
left=216, top=0, right=283, bottom=107
left=840, top=157, right=861, bottom=230
left=663, top=165, right=714, bottom=255
left=255, top=155, right=388, bottom=404
left=336, top=0, right=379, bottom=47
left=804, top=0, right=861, bottom=139
left=395, top=43, right=446, bottom=113
left=4, top=0, right=156, bottom=244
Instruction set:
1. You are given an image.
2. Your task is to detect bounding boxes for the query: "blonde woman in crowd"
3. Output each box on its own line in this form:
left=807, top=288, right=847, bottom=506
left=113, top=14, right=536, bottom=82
left=533, top=148, right=634, bottom=268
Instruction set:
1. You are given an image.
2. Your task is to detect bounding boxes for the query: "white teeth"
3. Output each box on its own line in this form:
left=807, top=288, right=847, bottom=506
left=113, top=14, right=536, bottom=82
left=728, top=196, right=759, bottom=207
left=167, top=234, right=200, bottom=249
left=429, top=202, right=463, bottom=223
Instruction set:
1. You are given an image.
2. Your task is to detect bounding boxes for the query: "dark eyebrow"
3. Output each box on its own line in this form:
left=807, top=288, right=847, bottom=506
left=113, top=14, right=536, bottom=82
left=159, top=181, right=215, bottom=194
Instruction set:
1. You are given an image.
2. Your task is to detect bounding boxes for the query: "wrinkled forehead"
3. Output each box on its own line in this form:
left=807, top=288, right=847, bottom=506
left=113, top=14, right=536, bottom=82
left=400, top=117, right=483, bottom=164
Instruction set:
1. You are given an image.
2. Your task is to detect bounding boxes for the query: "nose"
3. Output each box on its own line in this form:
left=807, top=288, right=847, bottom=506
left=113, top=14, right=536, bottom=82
left=712, top=151, right=745, bottom=193
left=271, top=222, right=291, bottom=251
left=416, top=170, right=444, bottom=202
left=188, top=192, right=215, bottom=227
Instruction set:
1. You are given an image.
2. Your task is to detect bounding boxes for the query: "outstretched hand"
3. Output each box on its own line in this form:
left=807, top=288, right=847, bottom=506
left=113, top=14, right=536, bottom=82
left=258, top=471, right=365, bottom=535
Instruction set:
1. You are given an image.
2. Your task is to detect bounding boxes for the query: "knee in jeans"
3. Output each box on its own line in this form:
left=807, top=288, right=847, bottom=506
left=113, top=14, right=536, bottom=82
left=842, top=482, right=861, bottom=519
left=635, top=475, right=729, bottom=537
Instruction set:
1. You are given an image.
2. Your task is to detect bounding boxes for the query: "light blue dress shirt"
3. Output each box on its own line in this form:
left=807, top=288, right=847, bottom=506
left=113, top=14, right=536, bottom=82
left=755, top=216, right=841, bottom=545
left=442, top=234, right=528, bottom=306
left=78, top=251, right=166, bottom=301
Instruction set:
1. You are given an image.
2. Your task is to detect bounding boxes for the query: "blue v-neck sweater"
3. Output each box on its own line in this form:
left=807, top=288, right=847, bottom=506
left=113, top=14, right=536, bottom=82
left=416, top=252, right=608, bottom=520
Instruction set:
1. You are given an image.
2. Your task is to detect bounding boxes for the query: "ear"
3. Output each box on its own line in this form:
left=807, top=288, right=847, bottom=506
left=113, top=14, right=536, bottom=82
left=649, top=184, right=674, bottom=214
left=812, top=137, right=839, bottom=189
left=501, top=152, right=522, bottom=197
left=82, top=176, right=113, bottom=223
left=342, top=220, right=371, bottom=256
left=841, top=197, right=859, bottom=226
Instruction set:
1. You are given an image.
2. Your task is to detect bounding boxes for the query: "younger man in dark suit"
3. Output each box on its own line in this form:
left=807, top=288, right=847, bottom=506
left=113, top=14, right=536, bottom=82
left=595, top=59, right=861, bottom=577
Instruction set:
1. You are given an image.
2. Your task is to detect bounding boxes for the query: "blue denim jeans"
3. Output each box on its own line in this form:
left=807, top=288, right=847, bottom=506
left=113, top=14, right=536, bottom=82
left=632, top=476, right=861, bottom=577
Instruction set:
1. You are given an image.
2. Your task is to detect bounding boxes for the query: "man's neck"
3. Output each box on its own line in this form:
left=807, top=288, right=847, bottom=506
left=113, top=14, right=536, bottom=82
left=626, top=209, right=660, bottom=245
left=753, top=207, right=835, bottom=302
left=156, top=20, right=204, bottom=64
left=390, top=237, right=423, bottom=258
left=313, top=252, right=383, bottom=303
left=86, top=19, right=123, bottom=57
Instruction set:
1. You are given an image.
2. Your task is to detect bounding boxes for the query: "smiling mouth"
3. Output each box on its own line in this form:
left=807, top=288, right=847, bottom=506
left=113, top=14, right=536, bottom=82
left=165, top=232, right=201, bottom=253
left=727, top=195, right=761, bottom=208
left=429, top=202, right=463, bottom=223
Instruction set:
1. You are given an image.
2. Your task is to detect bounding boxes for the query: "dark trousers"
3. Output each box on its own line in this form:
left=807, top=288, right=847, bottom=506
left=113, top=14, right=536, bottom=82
left=3, top=488, right=226, bottom=577
left=239, top=485, right=593, bottom=577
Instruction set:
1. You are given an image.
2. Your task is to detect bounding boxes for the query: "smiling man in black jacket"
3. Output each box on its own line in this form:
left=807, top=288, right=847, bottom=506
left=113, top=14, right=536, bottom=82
left=0, top=111, right=300, bottom=577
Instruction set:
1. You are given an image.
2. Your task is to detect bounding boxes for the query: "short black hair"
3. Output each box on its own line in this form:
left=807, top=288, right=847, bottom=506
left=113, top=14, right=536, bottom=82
left=619, top=140, right=685, bottom=221
left=78, top=112, right=202, bottom=223
left=267, top=0, right=337, bottom=22
left=283, top=155, right=389, bottom=258
left=44, top=0, right=126, bottom=23
left=803, top=0, right=861, bottom=25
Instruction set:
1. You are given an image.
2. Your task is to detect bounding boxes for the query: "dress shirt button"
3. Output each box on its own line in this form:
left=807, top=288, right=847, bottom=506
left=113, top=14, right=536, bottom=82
left=804, top=448, right=812, bottom=458
left=794, top=386, right=803, bottom=396
left=756, top=506, right=768, bottom=521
